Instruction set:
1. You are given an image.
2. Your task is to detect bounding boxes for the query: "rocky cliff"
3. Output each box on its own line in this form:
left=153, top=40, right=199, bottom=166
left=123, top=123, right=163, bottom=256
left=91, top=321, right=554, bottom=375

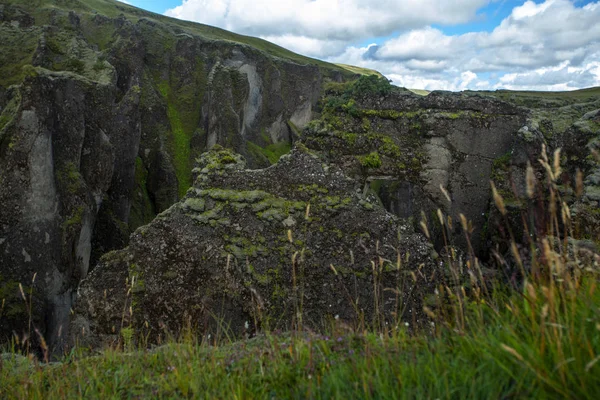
left=1, top=0, right=599, bottom=354
left=0, top=0, right=354, bottom=351
left=302, top=78, right=528, bottom=253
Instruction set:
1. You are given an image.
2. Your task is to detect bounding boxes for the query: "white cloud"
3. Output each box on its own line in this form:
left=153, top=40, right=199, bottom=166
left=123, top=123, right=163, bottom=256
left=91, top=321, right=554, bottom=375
left=164, top=0, right=600, bottom=91
left=259, top=35, right=348, bottom=59
left=165, top=0, right=488, bottom=51
left=357, top=0, right=600, bottom=90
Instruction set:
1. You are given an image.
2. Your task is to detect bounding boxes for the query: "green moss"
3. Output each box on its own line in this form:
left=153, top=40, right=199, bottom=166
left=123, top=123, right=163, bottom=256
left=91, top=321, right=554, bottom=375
left=183, top=197, right=206, bottom=212
left=493, top=152, right=512, bottom=170
left=156, top=56, right=207, bottom=197
left=226, top=236, right=267, bottom=260
left=358, top=152, right=382, bottom=169
left=0, top=90, right=21, bottom=133
left=360, top=109, right=422, bottom=120
left=248, top=140, right=292, bottom=165
left=62, top=205, right=85, bottom=231
left=257, top=208, right=287, bottom=222
left=199, top=189, right=269, bottom=203
left=246, top=264, right=272, bottom=285
left=297, top=184, right=329, bottom=195
left=129, top=157, right=155, bottom=231
left=439, top=112, right=462, bottom=120
left=128, top=263, right=145, bottom=294
left=0, top=25, right=40, bottom=88
left=57, top=162, right=83, bottom=194
left=359, top=200, right=375, bottom=210
left=287, top=120, right=301, bottom=137
left=252, top=197, right=305, bottom=215
left=189, top=203, right=224, bottom=225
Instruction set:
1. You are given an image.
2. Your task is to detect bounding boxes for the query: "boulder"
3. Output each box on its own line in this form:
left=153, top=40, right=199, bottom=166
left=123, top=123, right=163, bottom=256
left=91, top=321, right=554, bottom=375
left=71, top=145, right=437, bottom=349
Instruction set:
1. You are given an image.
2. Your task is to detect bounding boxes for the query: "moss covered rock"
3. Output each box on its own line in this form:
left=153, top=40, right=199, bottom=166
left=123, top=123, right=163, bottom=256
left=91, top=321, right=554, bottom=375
left=71, top=146, right=437, bottom=349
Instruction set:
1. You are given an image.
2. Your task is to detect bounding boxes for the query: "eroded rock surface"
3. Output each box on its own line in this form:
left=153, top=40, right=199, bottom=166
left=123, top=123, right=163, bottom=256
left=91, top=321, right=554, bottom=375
left=303, top=81, right=527, bottom=253
left=0, top=0, right=351, bottom=350
left=71, top=146, right=437, bottom=349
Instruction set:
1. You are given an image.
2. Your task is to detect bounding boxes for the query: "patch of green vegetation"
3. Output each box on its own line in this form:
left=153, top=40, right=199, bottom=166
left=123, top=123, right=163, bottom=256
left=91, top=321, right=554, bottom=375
left=189, top=203, right=225, bottom=226
left=248, top=140, right=292, bottom=165
left=183, top=197, right=206, bottom=213
left=360, top=109, right=422, bottom=120
left=0, top=277, right=27, bottom=318
left=493, top=151, right=512, bottom=170
left=348, top=75, right=394, bottom=97
left=62, top=205, right=85, bottom=231
left=473, top=87, right=600, bottom=109
left=297, top=184, right=329, bottom=196
left=439, top=112, right=462, bottom=120
left=198, top=188, right=269, bottom=204
left=334, top=63, right=383, bottom=77
left=226, top=236, right=267, bottom=261
left=358, top=152, right=382, bottom=169
left=408, top=88, right=430, bottom=96
left=128, top=263, right=145, bottom=295
left=0, top=24, right=40, bottom=88
left=0, top=90, right=21, bottom=134
left=287, top=120, right=302, bottom=138
left=129, top=157, right=155, bottom=231
left=4, top=272, right=598, bottom=399
left=56, top=162, right=82, bottom=194
left=54, top=58, right=86, bottom=75
left=156, top=56, right=207, bottom=197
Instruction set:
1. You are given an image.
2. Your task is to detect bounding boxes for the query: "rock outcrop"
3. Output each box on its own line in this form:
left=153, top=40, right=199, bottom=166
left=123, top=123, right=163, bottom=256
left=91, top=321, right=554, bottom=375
left=2, top=1, right=600, bottom=355
left=0, top=0, right=352, bottom=350
left=71, top=146, right=437, bottom=348
left=302, top=79, right=528, bottom=254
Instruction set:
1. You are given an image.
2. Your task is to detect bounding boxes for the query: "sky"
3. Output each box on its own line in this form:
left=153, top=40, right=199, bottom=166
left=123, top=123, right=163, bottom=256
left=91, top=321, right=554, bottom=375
left=117, top=0, right=600, bottom=91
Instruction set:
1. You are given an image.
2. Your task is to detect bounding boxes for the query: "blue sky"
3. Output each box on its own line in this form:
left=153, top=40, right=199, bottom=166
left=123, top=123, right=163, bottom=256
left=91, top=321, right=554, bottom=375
left=119, top=0, right=600, bottom=91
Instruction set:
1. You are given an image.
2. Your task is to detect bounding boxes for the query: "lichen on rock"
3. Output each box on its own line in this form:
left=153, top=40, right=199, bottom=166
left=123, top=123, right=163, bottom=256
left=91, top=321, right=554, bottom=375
left=71, top=145, right=438, bottom=349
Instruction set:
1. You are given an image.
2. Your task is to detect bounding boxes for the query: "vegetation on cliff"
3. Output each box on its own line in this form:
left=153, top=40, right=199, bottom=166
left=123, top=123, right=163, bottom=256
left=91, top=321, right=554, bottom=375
left=2, top=1, right=600, bottom=398
left=3, top=144, right=600, bottom=399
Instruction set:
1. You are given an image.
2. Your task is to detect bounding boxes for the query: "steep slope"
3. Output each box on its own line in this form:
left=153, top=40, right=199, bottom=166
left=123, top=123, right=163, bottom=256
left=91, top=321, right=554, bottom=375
left=2, top=0, right=600, bottom=356
left=302, top=77, right=600, bottom=258
left=0, top=0, right=358, bottom=351
left=303, top=77, right=527, bottom=253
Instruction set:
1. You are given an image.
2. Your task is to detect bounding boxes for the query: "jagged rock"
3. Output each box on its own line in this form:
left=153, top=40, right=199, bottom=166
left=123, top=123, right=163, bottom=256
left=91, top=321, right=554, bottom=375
left=70, top=146, right=437, bottom=349
left=303, top=81, right=527, bottom=253
left=0, top=0, right=354, bottom=351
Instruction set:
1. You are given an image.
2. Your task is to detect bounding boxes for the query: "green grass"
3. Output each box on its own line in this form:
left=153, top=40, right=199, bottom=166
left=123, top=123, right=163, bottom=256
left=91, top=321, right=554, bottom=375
left=3, top=0, right=357, bottom=81
left=334, top=63, right=383, bottom=77
left=2, top=274, right=599, bottom=399
left=156, top=56, right=207, bottom=197
left=467, top=86, right=600, bottom=109
left=0, top=25, right=40, bottom=88
left=408, top=89, right=431, bottom=96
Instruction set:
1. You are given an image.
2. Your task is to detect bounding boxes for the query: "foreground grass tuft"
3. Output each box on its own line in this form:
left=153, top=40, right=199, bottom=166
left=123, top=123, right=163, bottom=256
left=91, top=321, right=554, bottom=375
left=1, top=274, right=599, bottom=399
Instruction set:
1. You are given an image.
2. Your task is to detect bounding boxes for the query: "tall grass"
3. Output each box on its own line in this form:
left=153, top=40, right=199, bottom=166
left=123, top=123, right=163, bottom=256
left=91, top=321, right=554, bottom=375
left=1, top=145, right=599, bottom=398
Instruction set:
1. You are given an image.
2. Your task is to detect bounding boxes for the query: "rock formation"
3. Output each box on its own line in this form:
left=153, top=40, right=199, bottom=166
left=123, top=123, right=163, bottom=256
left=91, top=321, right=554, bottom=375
left=0, top=0, right=352, bottom=350
left=1, top=0, right=599, bottom=353
left=71, top=145, right=437, bottom=348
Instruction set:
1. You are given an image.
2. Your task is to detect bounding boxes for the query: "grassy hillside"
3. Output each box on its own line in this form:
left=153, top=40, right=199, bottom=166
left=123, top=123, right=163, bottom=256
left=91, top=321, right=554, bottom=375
left=2, top=255, right=599, bottom=399
left=465, top=86, right=600, bottom=134
left=466, top=87, right=600, bottom=109
left=0, top=0, right=374, bottom=80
